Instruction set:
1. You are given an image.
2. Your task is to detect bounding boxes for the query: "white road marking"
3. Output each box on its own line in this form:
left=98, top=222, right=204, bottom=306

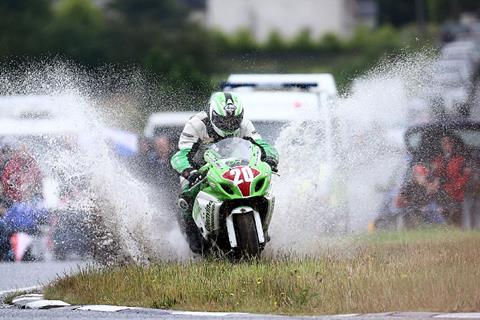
left=12, top=294, right=43, bottom=303
left=11, top=296, right=43, bottom=305
left=170, top=311, right=249, bottom=317
left=76, top=305, right=132, bottom=312
left=0, top=285, right=42, bottom=296
left=25, top=299, right=70, bottom=309
left=435, top=313, right=480, bottom=319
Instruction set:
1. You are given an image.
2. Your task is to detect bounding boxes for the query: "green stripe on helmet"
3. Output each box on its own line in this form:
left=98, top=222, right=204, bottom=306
left=211, top=92, right=226, bottom=116
left=209, top=91, right=244, bottom=122
left=232, top=93, right=243, bottom=116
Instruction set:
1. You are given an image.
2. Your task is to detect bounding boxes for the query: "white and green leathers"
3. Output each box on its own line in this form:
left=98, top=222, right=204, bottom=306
left=171, top=92, right=279, bottom=190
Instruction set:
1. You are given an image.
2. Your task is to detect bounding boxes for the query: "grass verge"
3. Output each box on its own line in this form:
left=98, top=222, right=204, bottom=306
left=3, top=291, right=28, bottom=305
left=45, top=228, right=480, bottom=315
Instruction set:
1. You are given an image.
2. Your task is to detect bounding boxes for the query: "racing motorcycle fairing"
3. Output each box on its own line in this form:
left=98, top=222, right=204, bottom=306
left=187, top=138, right=275, bottom=254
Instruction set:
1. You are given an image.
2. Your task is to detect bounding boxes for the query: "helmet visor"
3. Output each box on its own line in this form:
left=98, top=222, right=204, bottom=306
left=212, top=109, right=243, bottom=132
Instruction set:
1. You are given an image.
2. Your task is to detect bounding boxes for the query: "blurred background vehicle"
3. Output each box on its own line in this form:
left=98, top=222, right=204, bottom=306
left=430, top=24, right=480, bottom=117
left=221, top=73, right=337, bottom=143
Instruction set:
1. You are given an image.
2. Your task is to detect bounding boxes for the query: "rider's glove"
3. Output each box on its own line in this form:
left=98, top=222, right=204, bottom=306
left=264, top=157, right=278, bottom=173
left=182, top=168, right=202, bottom=185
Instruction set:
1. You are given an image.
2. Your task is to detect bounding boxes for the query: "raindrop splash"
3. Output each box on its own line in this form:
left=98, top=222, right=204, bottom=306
left=0, top=61, right=190, bottom=264
left=269, top=52, right=437, bottom=256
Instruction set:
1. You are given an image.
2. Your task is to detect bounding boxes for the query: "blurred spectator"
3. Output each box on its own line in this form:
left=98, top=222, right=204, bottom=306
left=0, top=197, right=48, bottom=261
left=3, top=199, right=48, bottom=235
left=432, top=133, right=472, bottom=227
left=132, top=136, right=154, bottom=179
left=1, top=146, right=42, bottom=203
left=0, top=144, right=45, bottom=261
left=152, top=136, right=172, bottom=164
left=0, top=144, right=14, bottom=212
left=0, top=218, right=8, bottom=260
left=142, top=135, right=179, bottom=210
left=129, top=135, right=180, bottom=213
left=149, top=136, right=178, bottom=190
left=396, top=163, right=444, bottom=228
left=0, top=143, right=15, bottom=261
left=440, top=22, right=470, bottom=44
left=138, top=136, right=152, bottom=156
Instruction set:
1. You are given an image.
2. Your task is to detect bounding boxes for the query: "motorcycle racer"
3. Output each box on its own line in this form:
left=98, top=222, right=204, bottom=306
left=170, top=91, right=279, bottom=254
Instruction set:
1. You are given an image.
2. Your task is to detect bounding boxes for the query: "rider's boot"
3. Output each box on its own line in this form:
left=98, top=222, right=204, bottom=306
left=264, top=230, right=271, bottom=243
left=184, top=215, right=203, bottom=254
left=178, top=195, right=204, bottom=254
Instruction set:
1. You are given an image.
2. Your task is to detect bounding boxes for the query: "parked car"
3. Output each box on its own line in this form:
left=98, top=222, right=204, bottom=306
left=427, top=35, right=480, bottom=119
left=441, top=46, right=479, bottom=68
left=432, top=59, right=474, bottom=84
left=430, top=71, right=471, bottom=115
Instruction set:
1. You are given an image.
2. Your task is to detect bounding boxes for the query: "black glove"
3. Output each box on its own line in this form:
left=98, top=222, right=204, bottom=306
left=182, top=168, right=202, bottom=186
left=264, top=157, right=278, bottom=173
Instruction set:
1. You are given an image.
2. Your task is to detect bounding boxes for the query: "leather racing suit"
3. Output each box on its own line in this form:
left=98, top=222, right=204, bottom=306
left=171, top=111, right=279, bottom=190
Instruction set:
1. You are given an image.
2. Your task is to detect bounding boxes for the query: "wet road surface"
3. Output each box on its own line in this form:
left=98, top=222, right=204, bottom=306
left=0, top=308, right=478, bottom=320
left=0, top=260, right=88, bottom=293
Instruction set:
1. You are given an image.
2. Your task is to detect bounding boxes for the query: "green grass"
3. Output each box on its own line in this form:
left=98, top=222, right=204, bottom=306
left=45, top=228, right=480, bottom=315
left=3, top=290, right=29, bottom=305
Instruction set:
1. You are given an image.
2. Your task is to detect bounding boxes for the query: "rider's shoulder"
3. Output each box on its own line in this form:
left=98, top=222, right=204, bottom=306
left=190, top=111, right=208, bottom=120
left=240, top=118, right=255, bottom=128
left=187, top=111, right=209, bottom=125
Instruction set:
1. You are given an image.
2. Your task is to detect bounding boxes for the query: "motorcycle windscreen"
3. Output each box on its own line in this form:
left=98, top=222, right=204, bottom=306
left=209, top=137, right=252, bottom=167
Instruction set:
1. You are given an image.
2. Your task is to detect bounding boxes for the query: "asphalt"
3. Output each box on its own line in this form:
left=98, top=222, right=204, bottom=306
left=0, top=261, right=88, bottom=292
left=1, top=308, right=480, bottom=320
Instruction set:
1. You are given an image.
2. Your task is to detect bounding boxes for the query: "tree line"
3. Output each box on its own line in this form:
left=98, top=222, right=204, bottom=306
left=0, top=0, right=477, bottom=100
left=0, top=0, right=215, bottom=94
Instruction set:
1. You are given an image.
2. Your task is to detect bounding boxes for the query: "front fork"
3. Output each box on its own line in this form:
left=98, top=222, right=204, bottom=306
left=226, top=206, right=265, bottom=248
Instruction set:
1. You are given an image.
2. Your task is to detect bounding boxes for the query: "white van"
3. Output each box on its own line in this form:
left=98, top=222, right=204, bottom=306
left=221, top=74, right=338, bottom=158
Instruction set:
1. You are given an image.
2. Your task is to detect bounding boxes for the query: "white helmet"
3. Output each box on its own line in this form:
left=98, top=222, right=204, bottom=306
left=209, top=92, right=244, bottom=137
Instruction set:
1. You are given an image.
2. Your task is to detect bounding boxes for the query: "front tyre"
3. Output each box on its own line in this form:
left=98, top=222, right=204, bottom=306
left=233, top=214, right=260, bottom=259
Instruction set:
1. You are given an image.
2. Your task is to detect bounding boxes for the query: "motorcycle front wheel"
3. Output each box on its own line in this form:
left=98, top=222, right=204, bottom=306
left=233, top=213, right=261, bottom=260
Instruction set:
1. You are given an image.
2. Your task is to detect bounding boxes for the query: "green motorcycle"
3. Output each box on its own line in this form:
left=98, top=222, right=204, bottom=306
left=183, top=137, right=275, bottom=259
